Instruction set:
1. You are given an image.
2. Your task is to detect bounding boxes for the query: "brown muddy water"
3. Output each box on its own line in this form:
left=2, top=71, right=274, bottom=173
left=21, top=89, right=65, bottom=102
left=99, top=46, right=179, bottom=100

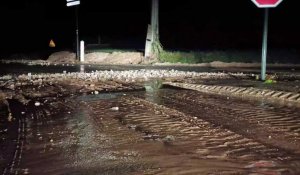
left=1, top=87, right=300, bottom=175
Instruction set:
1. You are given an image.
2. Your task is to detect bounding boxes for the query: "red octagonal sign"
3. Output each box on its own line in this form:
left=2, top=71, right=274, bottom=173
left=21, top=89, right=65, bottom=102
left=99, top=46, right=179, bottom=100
left=251, top=0, right=283, bottom=8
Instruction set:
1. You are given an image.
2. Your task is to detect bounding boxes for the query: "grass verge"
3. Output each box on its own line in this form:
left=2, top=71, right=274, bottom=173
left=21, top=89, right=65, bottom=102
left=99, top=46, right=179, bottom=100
left=159, top=49, right=300, bottom=64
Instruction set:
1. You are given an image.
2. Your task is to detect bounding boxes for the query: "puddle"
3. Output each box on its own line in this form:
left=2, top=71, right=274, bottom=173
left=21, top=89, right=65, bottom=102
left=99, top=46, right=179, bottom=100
left=76, top=92, right=125, bottom=102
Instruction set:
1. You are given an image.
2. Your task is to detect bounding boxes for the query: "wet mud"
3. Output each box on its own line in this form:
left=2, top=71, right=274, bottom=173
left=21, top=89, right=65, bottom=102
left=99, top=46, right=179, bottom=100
left=1, top=70, right=300, bottom=174
left=1, top=86, right=300, bottom=174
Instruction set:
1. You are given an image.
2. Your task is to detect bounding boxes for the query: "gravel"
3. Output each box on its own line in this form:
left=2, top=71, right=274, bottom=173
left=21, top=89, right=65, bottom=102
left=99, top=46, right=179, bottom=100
left=13, top=69, right=246, bottom=83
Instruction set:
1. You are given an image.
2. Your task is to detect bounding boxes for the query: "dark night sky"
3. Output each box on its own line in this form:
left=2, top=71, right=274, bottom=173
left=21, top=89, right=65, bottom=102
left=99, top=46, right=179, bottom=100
left=0, top=0, right=299, bottom=55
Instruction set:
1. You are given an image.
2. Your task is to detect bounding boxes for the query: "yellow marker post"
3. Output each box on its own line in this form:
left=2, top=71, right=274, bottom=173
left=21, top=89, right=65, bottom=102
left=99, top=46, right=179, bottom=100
left=49, top=39, right=56, bottom=48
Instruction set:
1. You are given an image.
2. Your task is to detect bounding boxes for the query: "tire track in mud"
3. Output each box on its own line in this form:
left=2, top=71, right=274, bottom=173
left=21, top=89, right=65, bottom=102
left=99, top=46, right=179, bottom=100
left=60, top=98, right=153, bottom=175
left=155, top=89, right=300, bottom=154
left=2, top=98, right=79, bottom=175
left=0, top=107, right=10, bottom=174
left=92, top=94, right=300, bottom=174
left=1, top=101, right=26, bottom=175
left=85, top=98, right=249, bottom=174
left=119, top=97, right=289, bottom=160
left=3, top=90, right=300, bottom=174
left=165, top=82, right=300, bottom=108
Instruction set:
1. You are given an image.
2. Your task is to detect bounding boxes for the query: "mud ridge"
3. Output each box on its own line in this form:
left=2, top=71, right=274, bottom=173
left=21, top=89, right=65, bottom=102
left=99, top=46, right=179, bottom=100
left=165, top=82, right=300, bottom=108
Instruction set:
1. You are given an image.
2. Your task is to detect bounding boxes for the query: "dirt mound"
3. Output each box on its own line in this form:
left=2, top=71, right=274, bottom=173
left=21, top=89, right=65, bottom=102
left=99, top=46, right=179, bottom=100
left=85, top=52, right=143, bottom=64
left=47, top=51, right=143, bottom=64
left=47, top=51, right=76, bottom=63
left=84, top=52, right=109, bottom=63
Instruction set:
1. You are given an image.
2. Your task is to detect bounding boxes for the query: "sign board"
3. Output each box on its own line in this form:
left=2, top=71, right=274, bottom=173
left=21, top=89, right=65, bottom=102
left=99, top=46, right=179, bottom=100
left=49, top=39, right=56, bottom=48
left=251, top=0, right=283, bottom=8
left=67, top=0, right=80, bottom=7
left=251, top=0, right=283, bottom=80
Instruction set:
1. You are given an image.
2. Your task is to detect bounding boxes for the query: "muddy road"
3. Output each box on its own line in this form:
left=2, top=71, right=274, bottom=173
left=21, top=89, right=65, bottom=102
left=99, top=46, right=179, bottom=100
left=1, top=69, right=300, bottom=174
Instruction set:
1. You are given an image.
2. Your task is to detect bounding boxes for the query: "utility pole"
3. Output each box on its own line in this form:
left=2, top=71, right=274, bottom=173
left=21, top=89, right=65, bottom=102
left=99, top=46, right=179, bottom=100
left=145, top=0, right=160, bottom=59
left=151, top=0, right=159, bottom=43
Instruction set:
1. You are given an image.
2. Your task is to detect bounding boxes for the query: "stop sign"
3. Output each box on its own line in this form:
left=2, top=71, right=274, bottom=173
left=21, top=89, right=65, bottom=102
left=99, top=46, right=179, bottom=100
left=251, top=0, right=283, bottom=8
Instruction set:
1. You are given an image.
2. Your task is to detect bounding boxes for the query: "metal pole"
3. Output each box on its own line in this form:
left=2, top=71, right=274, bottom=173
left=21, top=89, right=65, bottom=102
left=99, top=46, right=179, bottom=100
left=75, top=6, right=80, bottom=60
left=261, top=8, right=269, bottom=81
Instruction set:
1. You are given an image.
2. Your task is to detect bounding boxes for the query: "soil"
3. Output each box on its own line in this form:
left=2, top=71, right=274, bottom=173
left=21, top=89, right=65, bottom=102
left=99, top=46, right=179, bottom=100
left=47, top=51, right=143, bottom=65
left=47, top=51, right=76, bottom=63
left=3, top=51, right=300, bottom=70
left=84, top=52, right=143, bottom=64
left=1, top=51, right=300, bottom=173
left=1, top=69, right=300, bottom=174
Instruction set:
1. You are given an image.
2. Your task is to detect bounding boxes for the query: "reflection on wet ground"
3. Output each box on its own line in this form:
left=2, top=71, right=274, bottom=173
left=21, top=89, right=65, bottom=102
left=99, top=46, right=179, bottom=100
left=1, top=88, right=300, bottom=174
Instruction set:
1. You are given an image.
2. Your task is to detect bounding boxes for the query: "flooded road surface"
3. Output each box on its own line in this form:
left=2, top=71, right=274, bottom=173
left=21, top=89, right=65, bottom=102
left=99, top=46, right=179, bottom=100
left=1, top=87, right=300, bottom=174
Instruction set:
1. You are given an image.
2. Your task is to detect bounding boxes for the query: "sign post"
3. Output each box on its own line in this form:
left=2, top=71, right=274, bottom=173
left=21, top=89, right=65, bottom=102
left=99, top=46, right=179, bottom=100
left=251, top=0, right=283, bottom=80
left=66, top=0, right=80, bottom=60
left=261, top=8, right=269, bottom=81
